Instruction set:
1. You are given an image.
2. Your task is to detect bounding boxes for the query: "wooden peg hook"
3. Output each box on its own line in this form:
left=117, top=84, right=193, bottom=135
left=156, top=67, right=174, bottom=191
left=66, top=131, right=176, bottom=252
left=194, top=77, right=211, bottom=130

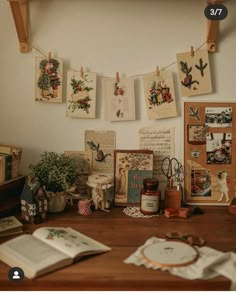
left=116, top=72, right=120, bottom=83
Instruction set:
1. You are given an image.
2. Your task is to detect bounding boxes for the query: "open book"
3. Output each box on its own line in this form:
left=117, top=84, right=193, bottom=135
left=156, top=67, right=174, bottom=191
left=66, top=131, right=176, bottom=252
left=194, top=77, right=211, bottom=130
left=0, top=227, right=111, bottom=279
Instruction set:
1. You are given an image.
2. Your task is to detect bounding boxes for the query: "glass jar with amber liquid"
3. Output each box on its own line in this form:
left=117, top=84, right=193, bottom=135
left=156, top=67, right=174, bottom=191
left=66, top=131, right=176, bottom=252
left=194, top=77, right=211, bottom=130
left=140, top=178, right=161, bottom=215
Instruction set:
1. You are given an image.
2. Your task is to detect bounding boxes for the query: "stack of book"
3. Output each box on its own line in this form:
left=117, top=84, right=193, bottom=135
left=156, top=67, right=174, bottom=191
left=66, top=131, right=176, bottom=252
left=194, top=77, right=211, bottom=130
left=0, top=144, right=22, bottom=183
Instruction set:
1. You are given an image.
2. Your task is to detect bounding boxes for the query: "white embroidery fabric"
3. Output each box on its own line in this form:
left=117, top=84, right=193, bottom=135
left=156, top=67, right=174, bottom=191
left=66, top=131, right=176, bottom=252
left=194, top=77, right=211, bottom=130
left=123, top=207, right=159, bottom=218
left=124, top=237, right=236, bottom=290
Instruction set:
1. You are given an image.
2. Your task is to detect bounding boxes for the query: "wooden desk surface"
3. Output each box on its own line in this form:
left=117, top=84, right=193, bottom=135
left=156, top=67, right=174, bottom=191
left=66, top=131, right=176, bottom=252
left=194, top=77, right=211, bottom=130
left=0, top=205, right=235, bottom=291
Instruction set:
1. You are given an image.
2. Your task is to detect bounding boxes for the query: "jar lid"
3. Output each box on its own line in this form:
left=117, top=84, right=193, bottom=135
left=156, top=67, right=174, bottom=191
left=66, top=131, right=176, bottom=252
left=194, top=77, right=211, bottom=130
left=143, top=178, right=159, bottom=190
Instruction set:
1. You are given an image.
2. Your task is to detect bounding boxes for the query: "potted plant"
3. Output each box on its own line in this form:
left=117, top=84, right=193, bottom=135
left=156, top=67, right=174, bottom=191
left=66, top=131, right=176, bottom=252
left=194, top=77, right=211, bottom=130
left=29, top=152, right=78, bottom=212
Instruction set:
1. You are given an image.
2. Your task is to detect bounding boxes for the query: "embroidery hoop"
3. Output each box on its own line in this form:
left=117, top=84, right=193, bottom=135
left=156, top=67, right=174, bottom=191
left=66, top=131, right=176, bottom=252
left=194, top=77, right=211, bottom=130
left=141, top=240, right=198, bottom=268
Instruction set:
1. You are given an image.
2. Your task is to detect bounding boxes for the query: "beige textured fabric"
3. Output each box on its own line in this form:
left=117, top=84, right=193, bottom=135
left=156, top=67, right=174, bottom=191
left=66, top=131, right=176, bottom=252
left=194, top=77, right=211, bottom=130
left=124, top=237, right=236, bottom=290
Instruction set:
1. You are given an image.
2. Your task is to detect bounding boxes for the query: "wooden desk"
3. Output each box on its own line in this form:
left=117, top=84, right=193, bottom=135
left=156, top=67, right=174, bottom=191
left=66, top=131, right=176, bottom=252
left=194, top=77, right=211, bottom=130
left=0, top=205, right=235, bottom=291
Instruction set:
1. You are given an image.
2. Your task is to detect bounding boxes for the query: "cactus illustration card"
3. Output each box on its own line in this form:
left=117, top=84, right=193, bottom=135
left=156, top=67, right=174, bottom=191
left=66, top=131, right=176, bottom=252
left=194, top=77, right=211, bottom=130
left=143, top=70, right=177, bottom=120
left=176, top=50, right=212, bottom=97
left=103, top=78, right=135, bottom=121
left=35, top=57, right=63, bottom=103
left=85, top=130, right=116, bottom=173
left=66, top=71, right=97, bottom=118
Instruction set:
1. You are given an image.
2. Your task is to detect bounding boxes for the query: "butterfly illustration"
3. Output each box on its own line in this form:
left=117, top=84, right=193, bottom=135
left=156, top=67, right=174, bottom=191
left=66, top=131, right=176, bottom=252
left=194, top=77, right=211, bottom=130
left=188, top=106, right=200, bottom=121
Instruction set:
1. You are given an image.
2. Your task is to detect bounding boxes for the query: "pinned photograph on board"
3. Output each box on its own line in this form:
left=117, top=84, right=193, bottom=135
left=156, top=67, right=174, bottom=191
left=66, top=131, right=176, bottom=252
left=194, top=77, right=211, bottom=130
left=206, top=133, right=232, bottom=164
left=205, top=107, right=232, bottom=128
left=191, top=167, right=211, bottom=197
left=187, top=125, right=207, bottom=144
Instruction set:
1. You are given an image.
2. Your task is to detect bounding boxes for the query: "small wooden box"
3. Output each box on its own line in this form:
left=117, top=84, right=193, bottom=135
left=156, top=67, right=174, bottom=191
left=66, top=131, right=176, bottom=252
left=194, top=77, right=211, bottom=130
left=164, top=188, right=182, bottom=209
left=228, top=198, right=236, bottom=214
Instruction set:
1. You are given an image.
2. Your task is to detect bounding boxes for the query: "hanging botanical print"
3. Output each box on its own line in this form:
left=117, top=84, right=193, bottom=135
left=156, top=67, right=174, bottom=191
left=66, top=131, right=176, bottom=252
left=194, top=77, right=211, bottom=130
left=66, top=71, right=96, bottom=118
left=176, top=50, right=212, bottom=97
left=35, top=57, right=63, bottom=103
left=103, top=78, right=135, bottom=121
left=85, top=130, right=116, bottom=173
left=143, top=71, right=177, bottom=120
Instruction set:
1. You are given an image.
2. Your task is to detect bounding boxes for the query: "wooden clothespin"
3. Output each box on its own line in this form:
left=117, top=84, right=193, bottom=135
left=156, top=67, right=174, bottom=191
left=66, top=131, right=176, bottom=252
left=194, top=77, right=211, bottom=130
left=156, top=66, right=160, bottom=76
left=190, top=46, right=194, bottom=57
left=80, top=66, right=84, bottom=78
left=48, top=52, right=51, bottom=61
left=116, top=72, right=120, bottom=83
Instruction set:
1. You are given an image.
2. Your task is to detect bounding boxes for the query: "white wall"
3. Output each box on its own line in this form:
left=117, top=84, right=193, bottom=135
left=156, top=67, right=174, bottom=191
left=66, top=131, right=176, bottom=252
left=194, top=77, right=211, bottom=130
left=0, top=0, right=236, bottom=175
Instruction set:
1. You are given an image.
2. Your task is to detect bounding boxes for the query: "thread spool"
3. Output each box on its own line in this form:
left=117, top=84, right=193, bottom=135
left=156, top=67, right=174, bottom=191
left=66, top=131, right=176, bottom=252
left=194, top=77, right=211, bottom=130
left=78, top=199, right=92, bottom=215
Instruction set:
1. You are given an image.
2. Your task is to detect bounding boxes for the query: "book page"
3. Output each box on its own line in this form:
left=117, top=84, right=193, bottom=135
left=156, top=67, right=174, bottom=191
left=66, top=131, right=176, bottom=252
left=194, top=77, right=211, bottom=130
left=139, top=126, right=175, bottom=181
left=0, top=234, right=71, bottom=278
left=33, top=227, right=111, bottom=259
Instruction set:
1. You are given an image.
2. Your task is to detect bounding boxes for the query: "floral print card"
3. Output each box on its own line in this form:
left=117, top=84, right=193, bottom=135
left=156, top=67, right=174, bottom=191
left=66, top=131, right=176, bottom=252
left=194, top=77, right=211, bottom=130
left=66, top=71, right=96, bottom=118
left=176, top=50, right=212, bottom=97
left=103, top=78, right=135, bottom=121
left=35, top=57, right=63, bottom=103
left=143, top=71, right=177, bottom=120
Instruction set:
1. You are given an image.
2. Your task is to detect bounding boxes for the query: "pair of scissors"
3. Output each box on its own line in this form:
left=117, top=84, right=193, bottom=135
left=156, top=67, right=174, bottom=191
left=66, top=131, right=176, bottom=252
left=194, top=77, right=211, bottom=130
left=161, top=157, right=182, bottom=188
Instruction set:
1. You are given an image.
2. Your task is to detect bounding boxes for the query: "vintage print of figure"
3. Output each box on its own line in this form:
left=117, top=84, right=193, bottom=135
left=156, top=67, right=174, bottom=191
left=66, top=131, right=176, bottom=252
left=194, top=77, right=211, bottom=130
left=216, top=171, right=230, bottom=202
left=205, top=107, right=232, bottom=128
left=103, top=78, right=135, bottom=121
left=35, top=57, right=63, bottom=103
left=66, top=71, right=96, bottom=118
left=176, top=50, right=212, bottom=97
left=143, top=71, right=177, bottom=120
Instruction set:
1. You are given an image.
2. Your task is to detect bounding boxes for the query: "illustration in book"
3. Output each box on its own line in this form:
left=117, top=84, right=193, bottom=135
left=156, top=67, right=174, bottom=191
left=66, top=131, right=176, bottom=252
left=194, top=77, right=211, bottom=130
left=143, top=71, right=177, bottom=120
left=66, top=71, right=97, bottom=118
left=176, top=50, right=212, bottom=97
left=103, top=78, right=135, bottom=121
left=35, top=57, right=63, bottom=103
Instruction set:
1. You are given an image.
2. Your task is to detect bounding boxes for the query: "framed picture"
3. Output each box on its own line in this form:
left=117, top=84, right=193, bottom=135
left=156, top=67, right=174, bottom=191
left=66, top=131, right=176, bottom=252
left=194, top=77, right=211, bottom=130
left=184, top=102, right=236, bottom=206
left=114, top=150, right=154, bottom=206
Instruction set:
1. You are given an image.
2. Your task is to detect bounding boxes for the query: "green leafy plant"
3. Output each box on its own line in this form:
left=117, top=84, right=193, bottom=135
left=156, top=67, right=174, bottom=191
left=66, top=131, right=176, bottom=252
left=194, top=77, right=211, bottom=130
left=29, top=152, right=78, bottom=193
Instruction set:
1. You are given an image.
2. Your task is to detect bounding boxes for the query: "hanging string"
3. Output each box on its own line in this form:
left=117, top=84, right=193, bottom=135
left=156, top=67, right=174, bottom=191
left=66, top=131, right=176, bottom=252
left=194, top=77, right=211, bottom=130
left=31, top=41, right=207, bottom=78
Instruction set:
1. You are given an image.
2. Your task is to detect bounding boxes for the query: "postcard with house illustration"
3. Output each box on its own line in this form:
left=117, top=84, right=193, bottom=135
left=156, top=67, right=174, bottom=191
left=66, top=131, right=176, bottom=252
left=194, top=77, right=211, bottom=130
left=114, top=150, right=153, bottom=206
left=184, top=102, right=236, bottom=206
left=103, top=78, right=135, bottom=121
left=66, top=71, right=97, bottom=118
left=176, top=50, right=212, bottom=97
left=35, top=57, right=63, bottom=103
left=143, top=71, right=177, bottom=120
left=85, top=130, right=116, bottom=173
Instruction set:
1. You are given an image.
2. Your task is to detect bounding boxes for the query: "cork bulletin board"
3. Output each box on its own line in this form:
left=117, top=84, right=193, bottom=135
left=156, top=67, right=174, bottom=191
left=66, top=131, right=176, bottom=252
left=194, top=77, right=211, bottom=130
left=184, top=102, right=235, bottom=205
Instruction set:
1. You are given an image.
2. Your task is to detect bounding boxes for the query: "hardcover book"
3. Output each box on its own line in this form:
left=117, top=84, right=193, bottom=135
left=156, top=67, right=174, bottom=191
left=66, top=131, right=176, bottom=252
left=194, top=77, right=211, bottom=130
left=126, top=170, right=153, bottom=204
left=0, top=216, right=23, bottom=237
left=0, top=227, right=111, bottom=279
left=0, top=154, right=12, bottom=183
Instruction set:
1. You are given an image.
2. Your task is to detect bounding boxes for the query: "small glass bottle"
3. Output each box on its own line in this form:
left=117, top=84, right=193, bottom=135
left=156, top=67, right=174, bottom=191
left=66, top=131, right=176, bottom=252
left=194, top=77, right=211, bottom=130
left=140, top=178, right=161, bottom=215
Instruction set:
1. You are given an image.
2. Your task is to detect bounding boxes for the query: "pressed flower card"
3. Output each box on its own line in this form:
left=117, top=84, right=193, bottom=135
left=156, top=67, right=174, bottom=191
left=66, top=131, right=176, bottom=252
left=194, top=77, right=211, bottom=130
left=103, top=78, right=135, bottom=121
left=35, top=57, right=63, bottom=103
left=66, top=71, right=97, bottom=118
left=143, top=70, right=177, bottom=120
left=176, top=50, right=212, bottom=97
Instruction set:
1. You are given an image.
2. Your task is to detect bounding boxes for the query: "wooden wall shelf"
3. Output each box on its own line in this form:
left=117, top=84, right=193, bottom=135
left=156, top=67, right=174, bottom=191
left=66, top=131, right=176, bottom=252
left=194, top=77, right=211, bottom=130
left=9, top=0, right=30, bottom=53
